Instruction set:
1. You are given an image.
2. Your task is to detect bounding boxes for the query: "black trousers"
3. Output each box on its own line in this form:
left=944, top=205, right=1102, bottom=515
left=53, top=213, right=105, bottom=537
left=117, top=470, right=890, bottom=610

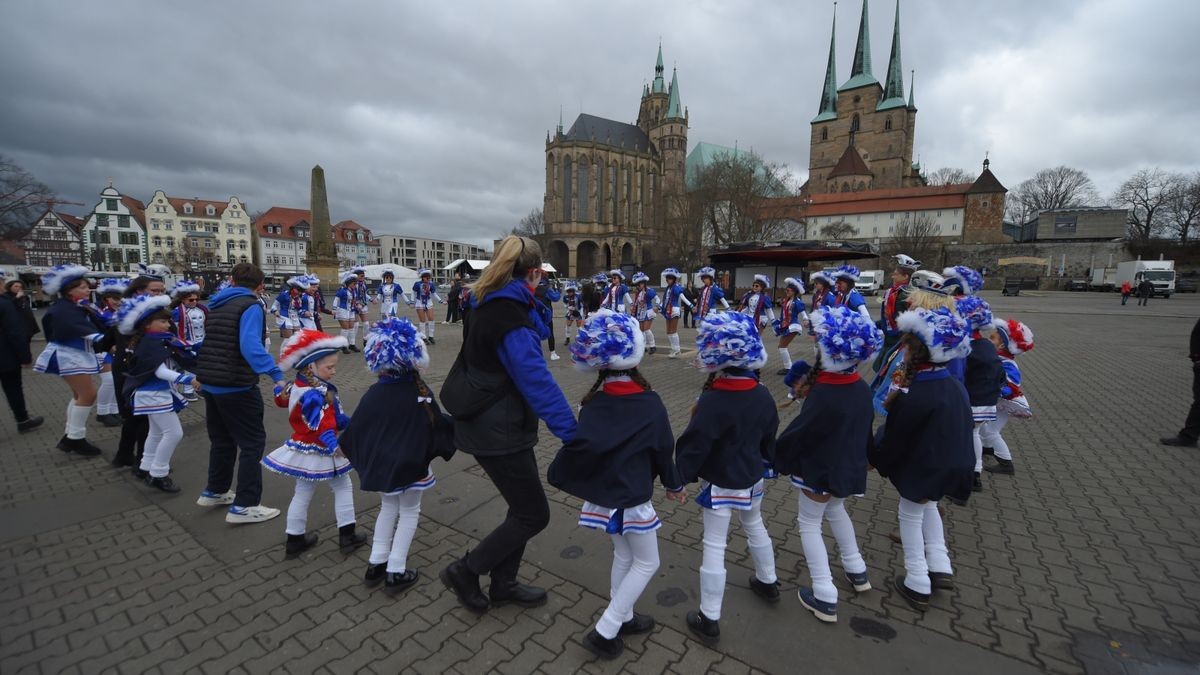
left=446, top=298, right=460, bottom=323
left=0, top=367, right=28, bottom=422
left=203, top=388, right=267, bottom=507
left=465, top=448, right=551, bottom=581
left=113, top=368, right=149, bottom=463
left=1181, top=362, right=1200, bottom=442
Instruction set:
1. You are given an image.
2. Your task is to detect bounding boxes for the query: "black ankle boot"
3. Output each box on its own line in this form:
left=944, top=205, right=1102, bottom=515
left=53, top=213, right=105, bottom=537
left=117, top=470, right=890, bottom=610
left=385, top=569, right=419, bottom=593
left=338, top=524, right=368, bottom=554
left=582, top=629, right=624, bottom=660
left=440, top=556, right=489, bottom=612
left=364, top=563, right=386, bottom=587
left=685, top=610, right=720, bottom=644
left=285, top=532, right=318, bottom=559
left=971, top=472, right=983, bottom=491
left=984, top=458, right=1015, bottom=475
left=489, top=579, right=547, bottom=607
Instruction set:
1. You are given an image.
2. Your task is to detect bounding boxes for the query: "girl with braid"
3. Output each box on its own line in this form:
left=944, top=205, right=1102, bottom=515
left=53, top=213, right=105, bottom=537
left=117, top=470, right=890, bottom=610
left=340, top=318, right=456, bottom=594
left=548, top=309, right=685, bottom=660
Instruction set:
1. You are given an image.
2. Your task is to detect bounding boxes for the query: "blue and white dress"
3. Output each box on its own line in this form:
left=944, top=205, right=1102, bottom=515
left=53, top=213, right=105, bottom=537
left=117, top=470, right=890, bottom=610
left=376, top=282, right=402, bottom=318
left=34, top=298, right=106, bottom=376
left=409, top=280, right=443, bottom=311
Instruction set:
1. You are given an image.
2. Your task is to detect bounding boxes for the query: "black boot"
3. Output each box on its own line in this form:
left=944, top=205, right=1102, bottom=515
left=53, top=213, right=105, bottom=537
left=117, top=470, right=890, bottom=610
left=618, top=612, right=655, bottom=635
left=971, top=472, right=983, bottom=491
left=56, top=434, right=70, bottom=451
left=146, top=476, right=181, bottom=493
left=982, top=446, right=995, bottom=457
left=489, top=579, right=547, bottom=607
left=17, top=416, right=44, bottom=433
left=364, top=563, right=386, bottom=587
left=893, top=577, right=930, bottom=612
left=338, top=524, right=368, bottom=554
left=749, top=575, right=781, bottom=603
left=285, top=532, right=319, bottom=559
left=58, top=436, right=102, bottom=457
left=685, top=610, right=720, bottom=645
left=984, top=458, right=1015, bottom=475
left=582, top=629, right=624, bottom=660
left=440, top=556, right=490, bottom=612
left=385, top=569, right=419, bottom=593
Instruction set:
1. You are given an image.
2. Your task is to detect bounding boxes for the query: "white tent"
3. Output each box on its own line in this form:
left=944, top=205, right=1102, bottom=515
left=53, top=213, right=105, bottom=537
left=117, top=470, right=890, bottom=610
left=346, top=264, right=420, bottom=285
left=443, top=259, right=556, bottom=274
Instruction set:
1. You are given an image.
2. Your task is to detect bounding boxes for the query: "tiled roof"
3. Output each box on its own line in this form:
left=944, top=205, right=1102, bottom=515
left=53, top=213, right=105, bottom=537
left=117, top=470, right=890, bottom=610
left=762, top=183, right=974, bottom=220
left=334, top=220, right=379, bottom=245
left=255, top=207, right=311, bottom=239
left=56, top=212, right=85, bottom=231
left=168, top=197, right=228, bottom=218
left=827, top=146, right=873, bottom=179
left=967, top=168, right=1007, bottom=194
left=120, top=196, right=146, bottom=226
left=562, top=114, right=654, bottom=154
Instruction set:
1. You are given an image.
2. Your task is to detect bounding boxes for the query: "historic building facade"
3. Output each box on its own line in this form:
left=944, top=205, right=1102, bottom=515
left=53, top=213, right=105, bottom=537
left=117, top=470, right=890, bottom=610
left=542, top=45, right=688, bottom=277
left=252, top=207, right=381, bottom=285
left=143, top=191, right=253, bottom=273
left=81, top=185, right=148, bottom=273
left=21, top=209, right=86, bottom=269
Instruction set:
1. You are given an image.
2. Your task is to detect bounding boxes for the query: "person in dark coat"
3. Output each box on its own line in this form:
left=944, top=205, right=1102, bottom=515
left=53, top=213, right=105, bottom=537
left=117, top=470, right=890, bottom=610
left=1161, top=317, right=1200, bottom=448
left=340, top=318, right=455, bottom=593
left=111, top=273, right=168, bottom=469
left=548, top=309, right=685, bottom=660
left=438, top=236, right=576, bottom=613
left=1137, top=278, right=1154, bottom=306
left=674, top=312, right=779, bottom=645
left=957, top=295, right=1005, bottom=492
left=0, top=287, right=43, bottom=432
left=445, top=276, right=462, bottom=324
left=871, top=307, right=974, bottom=612
left=774, top=305, right=882, bottom=624
left=4, top=279, right=40, bottom=346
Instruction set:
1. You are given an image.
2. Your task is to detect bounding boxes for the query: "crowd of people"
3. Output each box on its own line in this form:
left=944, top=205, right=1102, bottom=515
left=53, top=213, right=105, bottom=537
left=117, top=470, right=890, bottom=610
left=10, top=237, right=1044, bottom=660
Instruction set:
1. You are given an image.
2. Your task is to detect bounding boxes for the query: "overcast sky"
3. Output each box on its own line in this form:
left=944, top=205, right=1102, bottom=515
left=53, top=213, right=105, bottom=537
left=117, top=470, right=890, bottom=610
left=2, top=0, right=1197, bottom=248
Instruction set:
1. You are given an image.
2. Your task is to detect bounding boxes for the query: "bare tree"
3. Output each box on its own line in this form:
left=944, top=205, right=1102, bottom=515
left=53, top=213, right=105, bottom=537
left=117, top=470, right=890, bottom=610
left=658, top=191, right=707, bottom=274
left=0, top=155, right=57, bottom=238
left=687, top=150, right=801, bottom=248
left=507, top=207, right=545, bottom=237
left=890, top=212, right=940, bottom=265
left=1164, top=172, right=1200, bottom=243
left=1006, top=166, right=1101, bottom=224
left=925, top=167, right=973, bottom=186
left=1113, top=168, right=1178, bottom=244
left=819, top=220, right=855, bottom=240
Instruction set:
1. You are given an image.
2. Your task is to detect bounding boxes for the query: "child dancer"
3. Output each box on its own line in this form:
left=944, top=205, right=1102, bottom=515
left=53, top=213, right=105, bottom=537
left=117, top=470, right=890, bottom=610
left=736, top=274, right=775, bottom=331
left=264, top=329, right=368, bottom=558
left=340, top=318, right=455, bottom=593
left=34, top=265, right=110, bottom=456
left=630, top=272, right=658, bottom=354
left=548, top=309, right=686, bottom=660
left=118, top=294, right=196, bottom=493
left=981, top=318, right=1034, bottom=476
left=307, top=277, right=330, bottom=332
left=561, top=281, right=584, bottom=345
left=273, top=277, right=309, bottom=351
left=374, top=269, right=402, bottom=320
left=334, top=272, right=359, bottom=353
left=659, top=268, right=693, bottom=359
left=409, top=269, right=445, bottom=345
left=675, top=312, right=779, bottom=644
left=809, top=270, right=836, bottom=312
left=774, top=306, right=882, bottom=623
left=599, top=270, right=632, bottom=313
left=169, top=280, right=205, bottom=402
left=772, top=277, right=809, bottom=374
left=94, top=278, right=128, bottom=426
left=871, top=307, right=974, bottom=611
left=956, top=295, right=1005, bottom=492
left=832, top=266, right=872, bottom=321
left=352, top=266, right=371, bottom=350
left=693, top=267, right=730, bottom=324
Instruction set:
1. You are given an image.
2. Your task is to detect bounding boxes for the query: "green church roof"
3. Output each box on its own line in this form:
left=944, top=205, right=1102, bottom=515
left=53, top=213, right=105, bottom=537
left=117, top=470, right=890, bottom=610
left=876, top=0, right=906, bottom=110
left=652, top=43, right=666, bottom=94
left=839, top=0, right=879, bottom=92
left=813, top=8, right=838, bottom=123
left=667, top=67, right=683, bottom=118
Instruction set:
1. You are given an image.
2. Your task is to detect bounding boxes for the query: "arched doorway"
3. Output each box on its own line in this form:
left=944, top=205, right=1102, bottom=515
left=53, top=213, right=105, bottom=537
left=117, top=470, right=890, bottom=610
left=576, top=240, right=599, bottom=276
left=621, top=242, right=634, bottom=265
left=547, top=240, right=569, bottom=276
left=602, top=243, right=612, bottom=271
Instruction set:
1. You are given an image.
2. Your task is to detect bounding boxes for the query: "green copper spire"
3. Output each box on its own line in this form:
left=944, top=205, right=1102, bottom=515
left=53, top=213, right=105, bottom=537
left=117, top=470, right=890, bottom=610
left=652, top=42, right=666, bottom=94
left=908, top=69, right=916, bottom=109
left=877, top=0, right=906, bottom=110
left=839, top=0, right=878, bottom=91
left=812, top=5, right=838, bottom=123
left=667, top=66, right=682, bottom=118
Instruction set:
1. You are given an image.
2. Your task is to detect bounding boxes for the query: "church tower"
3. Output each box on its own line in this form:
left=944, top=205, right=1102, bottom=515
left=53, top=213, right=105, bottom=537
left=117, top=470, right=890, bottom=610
left=638, top=44, right=689, bottom=219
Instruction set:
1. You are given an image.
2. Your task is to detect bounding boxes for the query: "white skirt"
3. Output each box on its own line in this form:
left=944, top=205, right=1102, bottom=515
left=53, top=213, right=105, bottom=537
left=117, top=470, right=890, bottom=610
left=972, top=405, right=998, bottom=423
left=383, top=472, right=436, bottom=495
left=299, top=317, right=317, bottom=330
left=334, top=307, right=355, bottom=322
left=263, top=440, right=353, bottom=481
left=998, top=395, right=1033, bottom=419
left=34, top=343, right=101, bottom=376
left=578, top=500, right=661, bottom=534
left=133, top=388, right=185, bottom=415
left=379, top=302, right=399, bottom=318
left=278, top=315, right=302, bottom=331
left=413, top=300, right=433, bottom=311
left=696, top=479, right=765, bottom=511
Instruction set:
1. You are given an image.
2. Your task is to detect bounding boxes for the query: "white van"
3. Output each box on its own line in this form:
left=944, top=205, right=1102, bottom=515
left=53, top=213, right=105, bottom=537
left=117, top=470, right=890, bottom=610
left=855, top=269, right=885, bottom=296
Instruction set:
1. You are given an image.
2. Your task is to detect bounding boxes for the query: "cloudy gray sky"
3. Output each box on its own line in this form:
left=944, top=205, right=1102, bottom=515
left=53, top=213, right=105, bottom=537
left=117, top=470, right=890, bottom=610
left=2, top=0, right=1197, bottom=248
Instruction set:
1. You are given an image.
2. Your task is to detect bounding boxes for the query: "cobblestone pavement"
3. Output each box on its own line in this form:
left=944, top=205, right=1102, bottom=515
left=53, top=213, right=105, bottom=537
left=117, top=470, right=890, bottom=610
left=1, top=291, right=1198, bottom=674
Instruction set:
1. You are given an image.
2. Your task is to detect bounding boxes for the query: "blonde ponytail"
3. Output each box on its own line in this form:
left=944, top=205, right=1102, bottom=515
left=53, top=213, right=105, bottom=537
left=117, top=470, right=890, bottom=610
left=470, top=236, right=542, bottom=303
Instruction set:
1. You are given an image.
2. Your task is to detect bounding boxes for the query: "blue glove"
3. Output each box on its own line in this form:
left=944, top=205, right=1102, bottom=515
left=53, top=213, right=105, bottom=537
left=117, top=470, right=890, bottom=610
left=174, top=372, right=195, bottom=385
left=319, top=429, right=339, bottom=455
left=335, top=412, right=351, bottom=430
left=273, top=382, right=287, bottom=398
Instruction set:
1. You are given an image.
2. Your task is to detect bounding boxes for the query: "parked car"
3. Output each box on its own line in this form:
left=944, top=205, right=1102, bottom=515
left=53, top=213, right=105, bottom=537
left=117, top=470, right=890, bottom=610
left=1002, top=279, right=1022, bottom=296
left=1066, top=279, right=1088, bottom=291
left=1177, top=278, right=1198, bottom=293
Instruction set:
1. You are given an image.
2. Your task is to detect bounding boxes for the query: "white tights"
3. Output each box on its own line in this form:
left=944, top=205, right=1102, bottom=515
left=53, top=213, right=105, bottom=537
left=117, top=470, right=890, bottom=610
left=596, top=530, right=660, bottom=639
left=972, top=422, right=986, bottom=472
left=140, top=412, right=183, bottom=478
left=286, top=473, right=356, bottom=535
left=97, top=371, right=118, bottom=415
left=667, top=333, right=680, bottom=354
left=699, top=500, right=777, bottom=620
left=796, top=492, right=867, bottom=604
left=370, top=490, right=423, bottom=573
left=897, top=497, right=952, bottom=595
left=979, top=411, right=1012, bottom=460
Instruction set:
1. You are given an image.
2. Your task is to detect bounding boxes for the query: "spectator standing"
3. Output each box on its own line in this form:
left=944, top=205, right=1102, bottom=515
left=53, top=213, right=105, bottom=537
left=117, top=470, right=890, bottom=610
left=446, top=276, right=463, bottom=324
left=0, top=288, right=43, bottom=432
left=4, top=279, right=40, bottom=347
left=1120, top=280, right=1132, bottom=306
left=1136, top=278, right=1154, bottom=306
left=1161, top=317, right=1200, bottom=449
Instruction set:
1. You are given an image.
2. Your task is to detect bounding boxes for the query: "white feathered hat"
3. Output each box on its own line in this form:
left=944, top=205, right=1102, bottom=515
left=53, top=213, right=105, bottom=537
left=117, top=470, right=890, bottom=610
left=116, top=294, right=172, bottom=336
left=171, top=279, right=202, bottom=298
left=569, top=309, right=645, bottom=372
left=896, top=307, right=972, bottom=364
left=783, top=277, right=806, bottom=294
left=753, top=273, right=771, bottom=287
left=41, top=264, right=92, bottom=296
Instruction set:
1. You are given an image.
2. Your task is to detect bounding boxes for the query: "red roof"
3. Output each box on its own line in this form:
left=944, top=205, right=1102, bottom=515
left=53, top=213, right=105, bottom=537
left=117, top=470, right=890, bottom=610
left=762, top=183, right=975, bottom=220
left=827, top=146, right=873, bottom=179
left=168, top=197, right=228, bottom=218
left=56, top=211, right=85, bottom=231
left=120, top=196, right=146, bottom=226
left=334, top=219, right=377, bottom=244
left=255, top=207, right=312, bottom=239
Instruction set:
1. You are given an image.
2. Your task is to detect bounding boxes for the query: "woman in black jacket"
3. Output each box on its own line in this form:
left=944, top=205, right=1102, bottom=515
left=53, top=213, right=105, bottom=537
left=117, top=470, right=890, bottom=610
left=4, top=279, right=40, bottom=345
left=111, top=274, right=168, bottom=468
left=0, top=289, right=42, bottom=432
left=438, top=236, right=577, bottom=613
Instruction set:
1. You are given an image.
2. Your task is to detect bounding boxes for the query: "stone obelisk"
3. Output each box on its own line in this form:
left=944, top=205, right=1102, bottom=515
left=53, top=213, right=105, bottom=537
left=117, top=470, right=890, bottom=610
left=305, top=165, right=340, bottom=290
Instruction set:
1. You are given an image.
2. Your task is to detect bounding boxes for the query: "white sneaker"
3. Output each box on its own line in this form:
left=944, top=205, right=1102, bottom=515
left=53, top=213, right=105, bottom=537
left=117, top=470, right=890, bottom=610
left=668, top=351, right=680, bottom=359
left=225, top=504, right=281, bottom=524
left=549, top=352, right=560, bottom=361
left=196, top=490, right=235, bottom=506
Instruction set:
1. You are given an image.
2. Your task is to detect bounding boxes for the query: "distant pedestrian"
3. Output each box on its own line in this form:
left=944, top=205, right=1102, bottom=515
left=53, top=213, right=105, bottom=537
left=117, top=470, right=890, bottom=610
left=1137, top=278, right=1153, bottom=306
left=1160, top=317, right=1200, bottom=449
left=445, top=276, right=462, bottom=324
left=4, top=279, right=40, bottom=346
left=0, top=286, right=43, bottom=433
left=1120, top=280, right=1132, bottom=305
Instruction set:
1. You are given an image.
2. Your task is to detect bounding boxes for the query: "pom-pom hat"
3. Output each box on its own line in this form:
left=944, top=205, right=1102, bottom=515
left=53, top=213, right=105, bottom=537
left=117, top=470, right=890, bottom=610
left=991, top=318, right=1034, bottom=356
left=909, top=270, right=951, bottom=296
left=171, top=279, right=201, bottom=298
left=41, top=264, right=92, bottom=296
left=955, top=295, right=993, bottom=332
left=783, top=277, right=806, bottom=294
left=833, top=265, right=860, bottom=283
left=116, top=294, right=172, bottom=335
left=896, top=307, right=971, bottom=364
left=782, top=359, right=813, bottom=388
left=694, top=311, right=767, bottom=373
left=811, top=305, right=884, bottom=371
left=663, top=267, right=680, bottom=279
left=570, top=309, right=645, bottom=372
left=287, top=275, right=309, bottom=290
left=365, top=318, right=430, bottom=373
left=698, top=266, right=716, bottom=279
left=96, top=277, right=129, bottom=296
left=278, top=329, right=349, bottom=371
left=942, top=266, right=984, bottom=296
left=631, top=271, right=650, bottom=284
left=753, top=273, right=771, bottom=287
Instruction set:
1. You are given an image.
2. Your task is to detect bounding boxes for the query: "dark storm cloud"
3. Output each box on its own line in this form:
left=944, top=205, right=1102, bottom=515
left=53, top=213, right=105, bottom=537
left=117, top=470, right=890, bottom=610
left=1, top=0, right=1196, bottom=247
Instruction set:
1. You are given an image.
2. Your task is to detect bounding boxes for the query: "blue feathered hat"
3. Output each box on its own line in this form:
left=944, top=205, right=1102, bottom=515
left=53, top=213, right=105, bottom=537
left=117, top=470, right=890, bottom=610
left=896, top=307, right=972, bottom=364
left=631, top=271, right=650, bottom=284
left=351, top=265, right=366, bottom=274
left=563, top=280, right=577, bottom=291
left=96, top=277, right=129, bottom=297
left=753, top=273, right=771, bottom=287
left=909, top=270, right=952, bottom=296
left=364, top=318, right=430, bottom=373
left=833, top=265, right=861, bottom=283
left=697, top=266, right=716, bottom=279
left=41, top=264, right=92, bottom=296
left=942, top=266, right=984, bottom=295
left=214, top=278, right=231, bottom=293
left=116, top=294, right=172, bottom=335
left=811, top=305, right=884, bottom=371
left=809, top=269, right=834, bottom=287
left=694, top=311, right=767, bottom=373
left=135, top=262, right=172, bottom=281
left=592, top=273, right=607, bottom=284
left=287, top=275, right=309, bottom=290
left=608, top=269, right=625, bottom=281
left=783, top=277, right=806, bottom=295
left=662, top=267, right=680, bottom=279
left=782, top=359, right=813, bottom=388
left=570, top=309, right=645, bottom=372
left=381, top=267, right=396, bottom=279
left=955, top=295, right=993, bottom=332
left=171, top=279, right=201, bottom=298
left=303, top=274, right=320, bottom=286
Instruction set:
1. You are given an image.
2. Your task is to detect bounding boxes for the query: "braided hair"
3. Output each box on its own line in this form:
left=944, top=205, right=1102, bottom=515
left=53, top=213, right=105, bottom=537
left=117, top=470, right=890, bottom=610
left=412, top=372, right=437, bottom=425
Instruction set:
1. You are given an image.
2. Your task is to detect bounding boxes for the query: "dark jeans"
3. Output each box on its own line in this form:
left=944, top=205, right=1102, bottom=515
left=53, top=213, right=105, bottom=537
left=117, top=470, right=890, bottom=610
left=1121, top=293, right=1130, bottom=305
left=1181, top=362, right=1200, bottom=442
left=682, top=306, right=694, bottom=328
left=446, top=298, right=460, bottom=323
left=465, top=448, right=551, bottom=581
left=113, top=368, right=149, bottom=462
left=0, top=367, right=28, bottom=422
left=203, top=388, right=267, bottom=507
left=1138, top=295, right=1149, bottom=306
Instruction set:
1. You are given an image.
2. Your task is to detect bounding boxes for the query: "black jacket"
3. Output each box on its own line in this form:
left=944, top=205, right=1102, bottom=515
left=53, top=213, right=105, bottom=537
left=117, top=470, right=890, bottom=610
left=774, top=377, right=874, bottom=497
left=869, top=369, right=974, bottom=502
left=340, top=375, right=456, bottom=492
left=42, top=298, right=107, bottom=350
left=1190, top=317, right=1200, bottom=360
left=675, top=382, right=779, bottom=489
left=0, top=294, right=31, bottom=371
left=123, top=333, right=196, bottom=397
left=964, top=337, right=1005, bottom=407
left=548, top=390, right=681, bottom=508
left=4, top=291, right=38, bottom=338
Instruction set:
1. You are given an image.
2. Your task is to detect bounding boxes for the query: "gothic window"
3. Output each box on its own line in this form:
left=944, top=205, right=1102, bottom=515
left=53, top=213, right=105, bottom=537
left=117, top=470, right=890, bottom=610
left=577, top=159, right=589, bottom=221
left=593, top=160, right=600, bottom=220
left=885, top=116, right=893, bottom=131
left=624, top=165, right=632, bottom=226
left=841, top=182, right=850, bottom=192
left=821, top=127, right=828, bottom=141
left=850, top=114, right=860, bottom=134
left=857, top=181, right=866, bottom=191
left=610, top=163, right=618, bottom=226
left=598, top=162, right=607, bottom=223
left=638, top=170, right=647, bottom=226
left=562, top=156, right=573, bottom=221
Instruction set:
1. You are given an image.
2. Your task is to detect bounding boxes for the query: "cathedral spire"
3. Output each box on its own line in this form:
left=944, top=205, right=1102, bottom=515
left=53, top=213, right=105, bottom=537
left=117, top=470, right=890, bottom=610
left=813, top=4, right=838, bottom=123
left=840, top=0, right=878, bottom=91
left=877, top=0, right=906, bottom=109
left=652, top=42, right=666, bottom=94
left=667, top=66, right=683, bottom=118
left=907, top=69, right=917, bottom=109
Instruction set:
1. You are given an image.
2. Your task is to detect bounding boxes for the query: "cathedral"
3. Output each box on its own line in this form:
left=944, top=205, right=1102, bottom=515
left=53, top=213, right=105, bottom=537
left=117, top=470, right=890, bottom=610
left=542, top=46, right=688, bottom=278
